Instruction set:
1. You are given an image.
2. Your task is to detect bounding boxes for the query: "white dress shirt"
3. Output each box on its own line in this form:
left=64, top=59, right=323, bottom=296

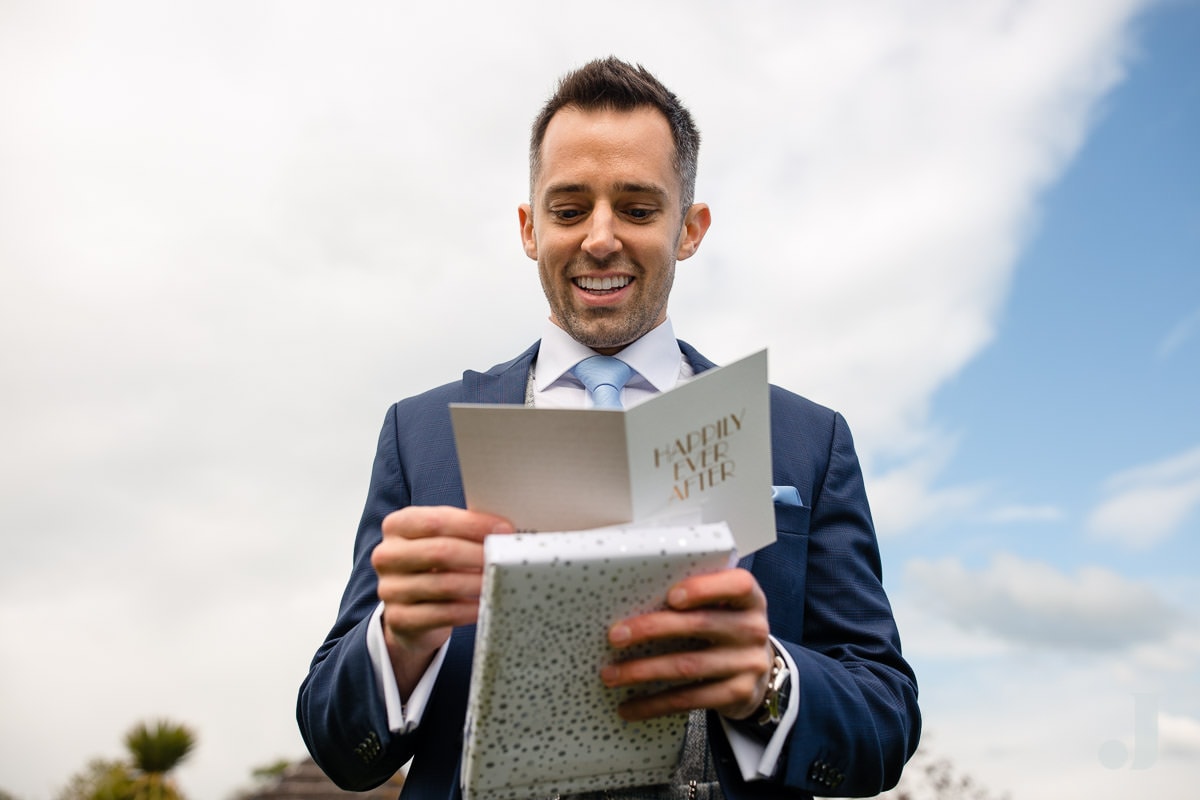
left=366, top=318, right=797, bottom=781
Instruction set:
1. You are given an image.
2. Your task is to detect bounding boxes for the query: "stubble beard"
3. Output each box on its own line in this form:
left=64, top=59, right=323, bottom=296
left=544, top=257, right=675, bottom=352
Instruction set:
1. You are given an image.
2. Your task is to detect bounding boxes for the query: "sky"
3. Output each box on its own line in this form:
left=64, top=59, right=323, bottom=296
left=0, top=1, right=1197, bottom=799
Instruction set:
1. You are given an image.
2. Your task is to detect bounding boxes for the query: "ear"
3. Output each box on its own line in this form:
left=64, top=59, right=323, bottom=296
left=518, top=203, right=538, bottom=260
left=675, top=203, right=711, bottom=261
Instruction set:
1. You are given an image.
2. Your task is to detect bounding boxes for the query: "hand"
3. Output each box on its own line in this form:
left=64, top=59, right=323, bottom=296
left=371, top=505, right=513, bottom=697
left=599, top=567, right=774, bottom=722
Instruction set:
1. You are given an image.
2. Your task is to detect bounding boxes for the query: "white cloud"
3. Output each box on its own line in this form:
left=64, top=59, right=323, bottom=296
left=864, top=442, right=983, bottom=537
left=872, top=474, right=1064, bottom=538
left=982, top=504, right=1066, bottom=524
left=887, top=596, right=1016, bottom=661
left=676, top=0, right=1145, bottom=453
left=1161, top=712, right=1200, bottom=758
left=1087, top=444, right=1200, bottom=548
left=895, top=658, right=1200, bottom=800
left=1127, top=623, right=1200, bottom=675
left=906, top=553, right=1179, bottom=650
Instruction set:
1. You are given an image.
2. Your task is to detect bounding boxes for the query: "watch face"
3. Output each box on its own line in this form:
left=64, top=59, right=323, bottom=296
left=758, top=655, right=789, bottom=725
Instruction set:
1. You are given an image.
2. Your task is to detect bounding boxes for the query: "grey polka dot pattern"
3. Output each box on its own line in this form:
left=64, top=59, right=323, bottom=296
left=461, top=522, right=737, bottom=800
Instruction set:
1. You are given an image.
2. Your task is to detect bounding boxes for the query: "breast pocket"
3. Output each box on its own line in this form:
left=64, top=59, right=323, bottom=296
left=774, top=501, right=812, bottom=537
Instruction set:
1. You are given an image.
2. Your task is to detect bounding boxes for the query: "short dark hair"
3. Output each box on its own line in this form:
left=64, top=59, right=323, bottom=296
left=529, top=57, right=701, bottom=211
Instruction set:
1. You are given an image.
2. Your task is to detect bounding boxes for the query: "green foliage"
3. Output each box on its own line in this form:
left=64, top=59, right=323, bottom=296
left=250, top=759, right=292, bottom=782
left=124, top=720, right=196, bottom=776
left=55, top=759, right=137, bottom=800
left=58, top=719, right=198, bottom=800
left=123, top=719, right=196, bottom=800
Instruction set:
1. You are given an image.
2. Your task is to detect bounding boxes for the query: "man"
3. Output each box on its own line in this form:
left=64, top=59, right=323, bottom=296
left=298, top=57, right=920, bottom=799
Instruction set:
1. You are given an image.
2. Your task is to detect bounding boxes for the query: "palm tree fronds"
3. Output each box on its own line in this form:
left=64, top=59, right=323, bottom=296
left=124, top=720, right=197, bottom=776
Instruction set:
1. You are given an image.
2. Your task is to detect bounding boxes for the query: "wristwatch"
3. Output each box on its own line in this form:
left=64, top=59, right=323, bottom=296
left=757, top=648, right=790, bottom=726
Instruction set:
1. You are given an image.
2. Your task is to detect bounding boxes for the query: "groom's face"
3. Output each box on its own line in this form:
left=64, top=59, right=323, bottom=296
left=518, top=105, right=708, bottom=355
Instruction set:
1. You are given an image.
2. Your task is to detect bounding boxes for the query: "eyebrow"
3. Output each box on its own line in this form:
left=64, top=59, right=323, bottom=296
left=543, top=181, right=671, bottom=201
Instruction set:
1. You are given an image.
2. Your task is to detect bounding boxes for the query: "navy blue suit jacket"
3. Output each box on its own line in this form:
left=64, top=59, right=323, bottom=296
left=298, top=341, right=920, bottom=798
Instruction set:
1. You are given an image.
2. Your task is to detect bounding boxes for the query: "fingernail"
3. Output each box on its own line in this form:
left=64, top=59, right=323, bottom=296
left=610, top=624, right=630, bottom=644
left=492, top=521, right=514, bottom=534
left=600, top=665, right=618, bottom=684
left=668, top=587, right=687, bottom=607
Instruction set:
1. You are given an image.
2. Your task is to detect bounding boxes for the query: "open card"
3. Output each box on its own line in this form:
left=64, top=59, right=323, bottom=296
left=450, top=349, right=774, bottom=554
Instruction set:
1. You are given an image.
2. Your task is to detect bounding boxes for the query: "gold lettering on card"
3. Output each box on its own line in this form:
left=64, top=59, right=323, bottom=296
left=655, top=409, right=745, bottom=503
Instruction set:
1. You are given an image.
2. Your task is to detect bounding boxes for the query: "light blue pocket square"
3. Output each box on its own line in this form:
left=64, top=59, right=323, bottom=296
left=771, top=485, right=805, bottom=507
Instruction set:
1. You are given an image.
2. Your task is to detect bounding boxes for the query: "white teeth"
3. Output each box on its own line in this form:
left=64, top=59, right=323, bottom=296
left=576, top=276, right=631, bottom=291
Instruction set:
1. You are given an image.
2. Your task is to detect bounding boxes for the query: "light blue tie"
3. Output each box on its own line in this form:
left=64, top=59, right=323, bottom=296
left=571, top=355, right=634, bottom=409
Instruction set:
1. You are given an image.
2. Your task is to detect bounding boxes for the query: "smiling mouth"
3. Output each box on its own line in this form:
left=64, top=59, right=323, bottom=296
left=574, top=275, right=632, bottom=293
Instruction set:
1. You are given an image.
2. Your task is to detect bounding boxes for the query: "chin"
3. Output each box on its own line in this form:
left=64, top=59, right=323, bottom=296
left=569, top=328, right=632, bottom=353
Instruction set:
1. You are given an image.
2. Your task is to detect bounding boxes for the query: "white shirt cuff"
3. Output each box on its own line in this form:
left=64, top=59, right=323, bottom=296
left=366, top=601, right=451, bottom=733
left=719, top=636, right=800, bottom=781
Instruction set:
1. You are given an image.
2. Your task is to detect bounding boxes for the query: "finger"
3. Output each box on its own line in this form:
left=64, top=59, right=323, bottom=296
left=376, top=568, right=484, bottom=654
left=382, top=597, right=481, bottom=638
left=613, top=671, right=765, bottom=722
left=601, top=641, right=768, bottom=690
left=372, top=534, right=486, bottom=576
left=665, top=568, right=766, bottom=612
left=609, top=607, right=769, bottom=650
left=381, top=505, right=514, bottom=542
left=377, top=569, right=485, bottom=606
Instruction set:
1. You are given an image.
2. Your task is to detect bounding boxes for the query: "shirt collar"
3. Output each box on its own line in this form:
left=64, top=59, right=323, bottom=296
left=534, top=317, right=684, bottom=395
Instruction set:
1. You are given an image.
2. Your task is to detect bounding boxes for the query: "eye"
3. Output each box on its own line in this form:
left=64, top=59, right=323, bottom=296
left=624, top=207, right=657, bottom=221
left=551, top=208, right=584, bottom=222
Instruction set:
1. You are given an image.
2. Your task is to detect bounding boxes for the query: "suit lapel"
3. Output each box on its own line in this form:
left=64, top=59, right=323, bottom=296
left=677, top=339, right=717, bottom=375
left=461, top=341, right=540, bottom=404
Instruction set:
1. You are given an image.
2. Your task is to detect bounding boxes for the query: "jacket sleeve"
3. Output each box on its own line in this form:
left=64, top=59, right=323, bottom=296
left=296, top=404, right=420, bottom=790
left=714, top=400, right=921, bottom=798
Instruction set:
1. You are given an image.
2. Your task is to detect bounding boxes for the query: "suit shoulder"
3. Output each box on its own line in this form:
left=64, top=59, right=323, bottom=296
left=393, top=379, right=468, bottom=410
left=766, top=384, right=863, bottom=473
left=769, top=383, right=839, bottom=428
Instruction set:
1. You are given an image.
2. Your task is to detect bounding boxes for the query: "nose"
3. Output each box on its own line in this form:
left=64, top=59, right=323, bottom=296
left=581, top=204, right=622, bottom=260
